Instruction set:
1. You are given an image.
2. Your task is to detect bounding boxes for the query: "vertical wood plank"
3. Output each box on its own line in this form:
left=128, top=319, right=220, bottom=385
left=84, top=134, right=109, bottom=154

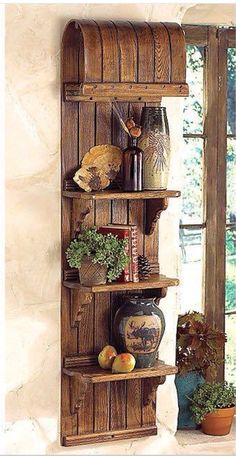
left=93, top=101, right=111, bottom=432
left=137, top=23, right=160, bottom=427
left=97, top=21, right=119, bottom=82
left=110, top=381, right=127, bottom=431
left=75, top=25, right=103, bottom=433
left=148, top=23, right=171, bottom=83
left=76, top=93, right=97, bottom=436
left=164, top=23, right=186, bottom=83
left=126, top=380, right=142, bottom=428
left=61, top=21, right=80, bottom=439
left=114, top=21, right=137, bottom=82
left=78, top=21, right=102, bottom=82
left=109, top=21, right=138, bottom=432
left=141, top=378, right=156, bottom=427
left=132, top=22, right=154, bottom=83
left=109, top=68, right=127, bottom=434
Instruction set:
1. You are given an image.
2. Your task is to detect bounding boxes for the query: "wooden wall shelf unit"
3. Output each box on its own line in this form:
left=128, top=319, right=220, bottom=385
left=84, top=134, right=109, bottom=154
left=61, top=20, right=188, bottom=447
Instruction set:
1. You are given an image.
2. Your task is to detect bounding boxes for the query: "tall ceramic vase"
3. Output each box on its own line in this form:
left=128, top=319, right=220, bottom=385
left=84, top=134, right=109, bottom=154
left=139, top=107, right=170, bottom=190
left=113, top=295, right=165, bottom=368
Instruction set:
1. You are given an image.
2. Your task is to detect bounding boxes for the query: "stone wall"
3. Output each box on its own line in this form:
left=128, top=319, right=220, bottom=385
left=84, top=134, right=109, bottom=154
left=5, top=3, right=235, bottom=455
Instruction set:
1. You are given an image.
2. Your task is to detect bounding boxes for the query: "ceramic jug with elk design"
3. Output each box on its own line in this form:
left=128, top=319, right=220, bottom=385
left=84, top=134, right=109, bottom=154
left=113, top=294, right=165, bottom=368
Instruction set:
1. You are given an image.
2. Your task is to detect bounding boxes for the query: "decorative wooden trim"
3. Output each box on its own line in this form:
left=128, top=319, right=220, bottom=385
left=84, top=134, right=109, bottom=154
left=63, top=425, right=157, bottom=446
left=64, top=354, right=98, bottom=368
left=71, top=291, right=93, bottom=327
left=70, top=378, right=88, bottom=412
left=64, top=82, right=189, bottom=101
left=144, top=375, right=166, bottom=406
left=145, top=198, right=168, bottom=235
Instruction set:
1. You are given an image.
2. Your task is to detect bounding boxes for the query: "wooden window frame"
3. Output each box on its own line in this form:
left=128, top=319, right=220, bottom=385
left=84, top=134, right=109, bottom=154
left=182, top=25, right=236, bottom=380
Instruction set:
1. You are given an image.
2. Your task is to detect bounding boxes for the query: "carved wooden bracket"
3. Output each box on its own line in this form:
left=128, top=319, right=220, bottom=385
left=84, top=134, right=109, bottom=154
left=143, top=375, right=166, bottom=406
left=71, top=290, right=93, bottom=327
left=70, top=377, right=88, bottom=413
left=73, top=200, right=94, bottom=234
left=143, top=287, right=168, bottom=301
left=145, top=198, right=169, bottom=235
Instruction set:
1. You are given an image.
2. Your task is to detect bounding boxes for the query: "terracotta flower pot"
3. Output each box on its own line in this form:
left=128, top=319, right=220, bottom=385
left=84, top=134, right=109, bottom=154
left=201, top=406, right=236, bottom=436
left=79, top=256, right=107, bottom=286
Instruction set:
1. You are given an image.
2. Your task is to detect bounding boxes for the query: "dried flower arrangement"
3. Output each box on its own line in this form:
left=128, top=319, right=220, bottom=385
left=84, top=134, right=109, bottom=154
left=112, top=101, right=142, bottom=139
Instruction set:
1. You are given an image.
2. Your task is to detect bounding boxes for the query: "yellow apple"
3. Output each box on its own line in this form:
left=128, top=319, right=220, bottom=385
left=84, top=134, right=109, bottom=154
left=98, top=345, right=117, bottom=369
left=112, top=353, right=136, bottom=373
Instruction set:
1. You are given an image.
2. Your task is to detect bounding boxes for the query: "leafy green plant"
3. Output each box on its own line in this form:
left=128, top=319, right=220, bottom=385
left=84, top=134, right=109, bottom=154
left=66, top=227, right=129, bottom=282
left=190, top=382, right=236, bottom=424
left=176, top=311, right=226, bottom=378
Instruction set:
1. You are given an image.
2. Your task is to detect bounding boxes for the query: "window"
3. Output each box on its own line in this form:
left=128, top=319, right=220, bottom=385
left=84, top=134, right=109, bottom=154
left=180, top=26, right=236, bottom=383
left=179, top=42, right=205, bottom=314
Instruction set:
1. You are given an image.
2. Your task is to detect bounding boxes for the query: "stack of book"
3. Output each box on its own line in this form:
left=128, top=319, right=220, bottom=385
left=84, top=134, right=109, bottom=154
left=98, top=224, right=139, bottom=283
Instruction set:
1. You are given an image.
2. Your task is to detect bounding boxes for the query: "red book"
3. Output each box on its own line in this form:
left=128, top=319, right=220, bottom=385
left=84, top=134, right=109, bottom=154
left=98, top=225, right=132, bottom=282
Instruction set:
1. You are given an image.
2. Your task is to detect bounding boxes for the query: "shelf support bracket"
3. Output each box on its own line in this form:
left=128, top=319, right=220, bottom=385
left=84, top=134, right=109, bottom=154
left=73, top=199, right=94, bottom=234
left=70, top=378, right=88, bottom=413
left=143, top=287, right=168, bottom=301
left=71, top=291, right=93, bottom=327
left=143, top=375, right=166, bottom=406
left=145, top=198, right=168, bottom=235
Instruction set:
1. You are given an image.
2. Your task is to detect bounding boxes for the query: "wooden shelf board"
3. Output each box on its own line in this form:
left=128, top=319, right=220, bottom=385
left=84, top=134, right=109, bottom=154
left=63, top=274, right=179, bottom=292
left=63, top=189, right=181, bottom=200
left=63, top=360, right=178, bottom=383
left=63, top=425, right=157, bottom=446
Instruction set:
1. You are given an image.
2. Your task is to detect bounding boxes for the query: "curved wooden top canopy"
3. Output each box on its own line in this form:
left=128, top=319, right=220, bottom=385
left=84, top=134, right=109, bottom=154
left=62, top=20, right=188, bottom=101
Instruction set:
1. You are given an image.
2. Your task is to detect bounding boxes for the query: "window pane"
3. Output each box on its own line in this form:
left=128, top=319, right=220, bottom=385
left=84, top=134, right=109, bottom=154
left=183, top=45, right=204, bottom=134
left=179, top=228, right=204, bottom=313
left=227, top=48, right=236, bottom=135
left=226, top=138, right=236, bottom=223
left=180, top=138, right=203, bottom=224
left=225, top=314, right=236, bottom=386
left=226, top=227, right=236, bottom=312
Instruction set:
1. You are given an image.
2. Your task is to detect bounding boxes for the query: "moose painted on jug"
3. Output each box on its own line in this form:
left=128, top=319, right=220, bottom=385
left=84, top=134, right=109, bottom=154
left=125, top=316, right=161, bottom=354
left=113, top=295, right=166, bottom=368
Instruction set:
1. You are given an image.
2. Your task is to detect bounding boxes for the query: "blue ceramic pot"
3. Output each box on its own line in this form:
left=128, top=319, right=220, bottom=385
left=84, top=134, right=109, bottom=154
left=175, top=371, right=205, bottom=429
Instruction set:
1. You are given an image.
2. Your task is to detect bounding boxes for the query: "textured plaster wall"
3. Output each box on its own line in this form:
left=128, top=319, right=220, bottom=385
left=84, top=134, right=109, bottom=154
left=5, top=3, right=235, bottom=455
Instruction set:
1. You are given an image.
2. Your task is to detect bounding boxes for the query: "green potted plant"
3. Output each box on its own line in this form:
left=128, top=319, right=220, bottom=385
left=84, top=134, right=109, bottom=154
left=190, top=382, right=236, bottom=435
left=175, top=311, right=226, bottom=429
left=66, top=227, right=129, bottom=286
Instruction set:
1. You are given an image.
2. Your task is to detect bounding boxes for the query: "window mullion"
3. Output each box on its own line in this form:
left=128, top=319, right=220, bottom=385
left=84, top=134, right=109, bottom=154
left=204, top=27, right=221, bottom=339
left=217, top=30, right=228, bottom=345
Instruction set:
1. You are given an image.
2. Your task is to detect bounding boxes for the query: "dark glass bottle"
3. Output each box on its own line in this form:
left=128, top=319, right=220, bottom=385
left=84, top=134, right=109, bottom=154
left=122, top=136, right=143, bottom=191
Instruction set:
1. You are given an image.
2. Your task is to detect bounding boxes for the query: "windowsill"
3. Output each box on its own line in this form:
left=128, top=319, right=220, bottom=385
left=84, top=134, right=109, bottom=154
left=176, top=417, right=236, bottom=455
